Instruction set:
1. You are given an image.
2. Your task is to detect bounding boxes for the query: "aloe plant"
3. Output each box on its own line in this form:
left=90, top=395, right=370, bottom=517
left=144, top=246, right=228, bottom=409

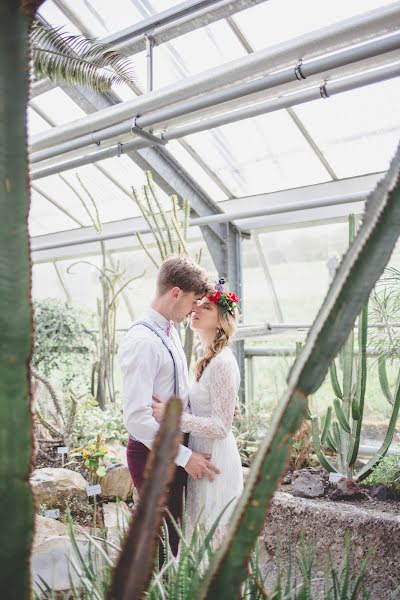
left=0, top=0, right=44, bottom=596
left=312, top=215, right=400, bottom=481
left=195, top=147, right=400, bottom=598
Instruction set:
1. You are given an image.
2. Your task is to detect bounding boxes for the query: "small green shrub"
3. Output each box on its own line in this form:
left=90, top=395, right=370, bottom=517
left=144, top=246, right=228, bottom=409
left=32, top=299, right=96, bottom=394
left=362, top=454, right=400, bottom=490
left=71, top=397, right=128, bottom=447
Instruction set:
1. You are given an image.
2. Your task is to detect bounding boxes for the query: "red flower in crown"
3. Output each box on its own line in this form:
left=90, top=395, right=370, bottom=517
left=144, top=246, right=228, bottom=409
left=225, top=292, right=239, bottom=304
left=208, top=290, right=221, bottom=304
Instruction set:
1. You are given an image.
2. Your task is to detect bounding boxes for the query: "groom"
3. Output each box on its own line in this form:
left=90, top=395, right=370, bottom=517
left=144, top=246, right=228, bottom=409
left=118, top=255, right=220, bottom=556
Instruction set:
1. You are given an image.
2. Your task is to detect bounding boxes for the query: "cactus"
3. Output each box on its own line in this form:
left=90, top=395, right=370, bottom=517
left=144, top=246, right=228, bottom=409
left=0, top=0, right=44, bottom=596
left=194, top=146, right=400, bottom=598
left=108, top=396, right=183, bottom=600
left=65, top=174, right=144, bottom=407
left=132, top=170, right=202, bottom=366
left=312, top=215, right=400, bottom=480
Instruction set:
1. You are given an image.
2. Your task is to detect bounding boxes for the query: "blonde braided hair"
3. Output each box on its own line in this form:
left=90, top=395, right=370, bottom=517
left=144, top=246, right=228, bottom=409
left=194, top=306, right=239, bottom=381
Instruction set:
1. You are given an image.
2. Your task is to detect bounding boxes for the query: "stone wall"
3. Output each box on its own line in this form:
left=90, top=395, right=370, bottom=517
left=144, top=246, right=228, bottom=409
left=262, top=492, right=400, bottom=597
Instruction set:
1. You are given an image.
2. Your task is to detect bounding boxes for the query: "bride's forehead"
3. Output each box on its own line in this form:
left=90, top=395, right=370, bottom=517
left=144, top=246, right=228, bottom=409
left=198, top=297, right=214, bottom=308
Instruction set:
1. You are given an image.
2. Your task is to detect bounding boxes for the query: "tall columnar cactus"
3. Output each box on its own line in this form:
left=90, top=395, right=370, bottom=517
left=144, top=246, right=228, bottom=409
left=108, top=396, right=182, bottom=600
left=132, top=170, right=202, bottom=367
left=0, top=0, right=44, bottom=597
left=312, top=215, right=400, bottom=481
left=194, top=146, right=400, bottom=598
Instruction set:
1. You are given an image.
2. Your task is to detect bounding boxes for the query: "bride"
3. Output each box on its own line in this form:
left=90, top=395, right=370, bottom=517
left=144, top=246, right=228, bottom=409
left=153, top=279, right=243, bottom=547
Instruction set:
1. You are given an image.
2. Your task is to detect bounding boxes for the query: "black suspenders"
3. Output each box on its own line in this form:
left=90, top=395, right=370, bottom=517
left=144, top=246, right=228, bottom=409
left=129, top=320, right=179, bottom=395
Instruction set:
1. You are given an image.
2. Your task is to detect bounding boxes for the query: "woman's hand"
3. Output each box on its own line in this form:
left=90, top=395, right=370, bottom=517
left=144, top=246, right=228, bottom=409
left=152, top=394, right=166, bottom=423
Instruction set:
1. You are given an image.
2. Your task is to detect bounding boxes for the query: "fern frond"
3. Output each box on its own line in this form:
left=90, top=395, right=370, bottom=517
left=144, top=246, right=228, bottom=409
left=31, top=22, right=135, bottom=92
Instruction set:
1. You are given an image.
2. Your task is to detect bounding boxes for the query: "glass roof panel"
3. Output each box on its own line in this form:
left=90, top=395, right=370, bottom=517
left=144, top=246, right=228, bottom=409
left=167, top=140, right=229, bottom=201
left=28, top=107, right=53, bottom=136
left=30, top=188, right=81, bottom=236
left=235, top=0, right=395, bottom=52
left=30, top=88, right=87, bottom=126
left=181, top=109, right=330, bottom=198
left=41, top=0, right=144, bottom=37
left=294, top=77, right=400, bottom=178
left=32, top=262, right=69, bottom=300
left=131, top=19, right=245, bottom=92
left=38, top=1, right=82, bottom=34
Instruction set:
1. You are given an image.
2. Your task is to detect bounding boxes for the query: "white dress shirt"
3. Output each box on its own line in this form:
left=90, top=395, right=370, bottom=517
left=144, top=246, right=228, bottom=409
left=117, top=307, right=192, bottom=467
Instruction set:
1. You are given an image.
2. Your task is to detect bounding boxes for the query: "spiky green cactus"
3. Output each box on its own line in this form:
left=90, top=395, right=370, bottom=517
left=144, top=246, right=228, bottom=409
left=108, top=396, right=183, bottom=600
left=312, top=215, right=400, bottom=481
left=195, top=146, right=400, bottom=598
left=0, top=0, right=44, bottom=597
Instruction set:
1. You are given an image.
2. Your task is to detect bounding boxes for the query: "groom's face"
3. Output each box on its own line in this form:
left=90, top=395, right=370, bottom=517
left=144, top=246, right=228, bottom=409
left=172, top=290, right=203, bottom=323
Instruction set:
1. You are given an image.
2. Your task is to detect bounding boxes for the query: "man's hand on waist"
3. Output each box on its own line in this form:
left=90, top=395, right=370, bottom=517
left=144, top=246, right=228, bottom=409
left=184, top=451, right=220, bottom=482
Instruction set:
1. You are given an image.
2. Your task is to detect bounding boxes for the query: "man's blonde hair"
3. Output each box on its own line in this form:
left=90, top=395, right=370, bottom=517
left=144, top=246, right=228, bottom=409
left=157, top=255, right=210, bottom=296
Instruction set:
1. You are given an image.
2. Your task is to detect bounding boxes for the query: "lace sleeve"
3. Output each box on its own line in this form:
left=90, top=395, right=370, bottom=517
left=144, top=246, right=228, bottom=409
left=181, top=355, right=237, bottom=438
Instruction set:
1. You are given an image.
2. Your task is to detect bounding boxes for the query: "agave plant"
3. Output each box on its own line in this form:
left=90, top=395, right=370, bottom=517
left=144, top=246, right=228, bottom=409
left=31, top=20, right=136, bottom=92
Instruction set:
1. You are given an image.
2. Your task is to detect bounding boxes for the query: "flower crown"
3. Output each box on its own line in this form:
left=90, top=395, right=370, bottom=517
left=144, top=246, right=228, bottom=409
left=207, top=278, right=239, bottom=317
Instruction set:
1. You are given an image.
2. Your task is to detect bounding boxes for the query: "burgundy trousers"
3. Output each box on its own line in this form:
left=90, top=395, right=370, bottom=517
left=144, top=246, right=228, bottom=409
left=127, top=437, right=188, bottom=557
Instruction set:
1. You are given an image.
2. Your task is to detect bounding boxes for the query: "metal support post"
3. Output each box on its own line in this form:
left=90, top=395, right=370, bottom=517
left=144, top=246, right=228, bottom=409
left=246, top=356, right=254, bottom=411
left=145, top=35, right=154, bottom=93
left=254, top=233, right=284, bottom=322
left=226, top=223, right=245, bottom=406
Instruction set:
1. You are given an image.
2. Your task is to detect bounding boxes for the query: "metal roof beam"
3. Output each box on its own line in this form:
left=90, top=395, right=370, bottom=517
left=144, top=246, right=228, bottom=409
left=31, top=0, right=268, bottom=99
left=31, top=59, right=400, bottom=178
left=30, top=2, right=400, bottom=151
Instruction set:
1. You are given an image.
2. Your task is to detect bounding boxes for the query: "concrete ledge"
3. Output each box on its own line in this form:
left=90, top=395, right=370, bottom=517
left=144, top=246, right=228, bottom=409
left=263, top=492, right=400, bottom=597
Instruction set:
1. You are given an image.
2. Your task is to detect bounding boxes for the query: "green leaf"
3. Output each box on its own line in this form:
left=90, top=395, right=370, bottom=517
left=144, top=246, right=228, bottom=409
left=31, top=22, right=136, bottom=92
left=96, top=466, right=106, bottom=478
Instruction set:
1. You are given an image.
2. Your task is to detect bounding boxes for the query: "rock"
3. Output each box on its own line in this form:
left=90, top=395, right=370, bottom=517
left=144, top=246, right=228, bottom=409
left=281, top=473, right=292, bottom=485
left=366, top=484, right=399, bottom=501
left=103, top=502, right=132, bottom=560
left=329, top=477, right=367, bottom=500
left=291, top=471, right=325, bottom=498
left=31, top=515, right=90, bottom=595
left=31, top=468, right=87, bottom=510
left=101, top=464, right=137, bottom=502
left=104, top=440, right=128, bottom=467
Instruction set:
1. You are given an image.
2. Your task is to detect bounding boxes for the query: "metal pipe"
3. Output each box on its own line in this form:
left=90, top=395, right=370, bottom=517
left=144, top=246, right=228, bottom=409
left=236, top=321, right=400, bottom=340
left=31, top=61, right=400, bottom=179
left=243, top=347, right=379, bottom=357
left=30, top=30, right=400, bottom=164
left=169, top=61, right=400, bottom=138
left=31, top=191, right=367, bottom=253
left=29, top=2, right=400, bottom=152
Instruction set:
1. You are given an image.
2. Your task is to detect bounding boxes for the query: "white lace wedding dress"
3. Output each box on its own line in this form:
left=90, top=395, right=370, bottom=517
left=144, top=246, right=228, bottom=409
left=181, top=347, right=244, bottom=548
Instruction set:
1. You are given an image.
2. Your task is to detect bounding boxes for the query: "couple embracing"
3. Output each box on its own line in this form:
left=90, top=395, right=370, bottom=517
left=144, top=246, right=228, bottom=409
left=118, top=255, right=243, bottom=556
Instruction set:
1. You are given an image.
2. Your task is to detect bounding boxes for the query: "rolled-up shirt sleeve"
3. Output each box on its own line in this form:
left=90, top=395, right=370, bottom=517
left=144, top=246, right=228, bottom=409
left=118, top=334, right=192, bottom=468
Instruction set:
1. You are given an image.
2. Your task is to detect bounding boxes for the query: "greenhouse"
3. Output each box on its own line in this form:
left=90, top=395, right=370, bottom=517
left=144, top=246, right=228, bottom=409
left=2, top=0, right=400, bottom=598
